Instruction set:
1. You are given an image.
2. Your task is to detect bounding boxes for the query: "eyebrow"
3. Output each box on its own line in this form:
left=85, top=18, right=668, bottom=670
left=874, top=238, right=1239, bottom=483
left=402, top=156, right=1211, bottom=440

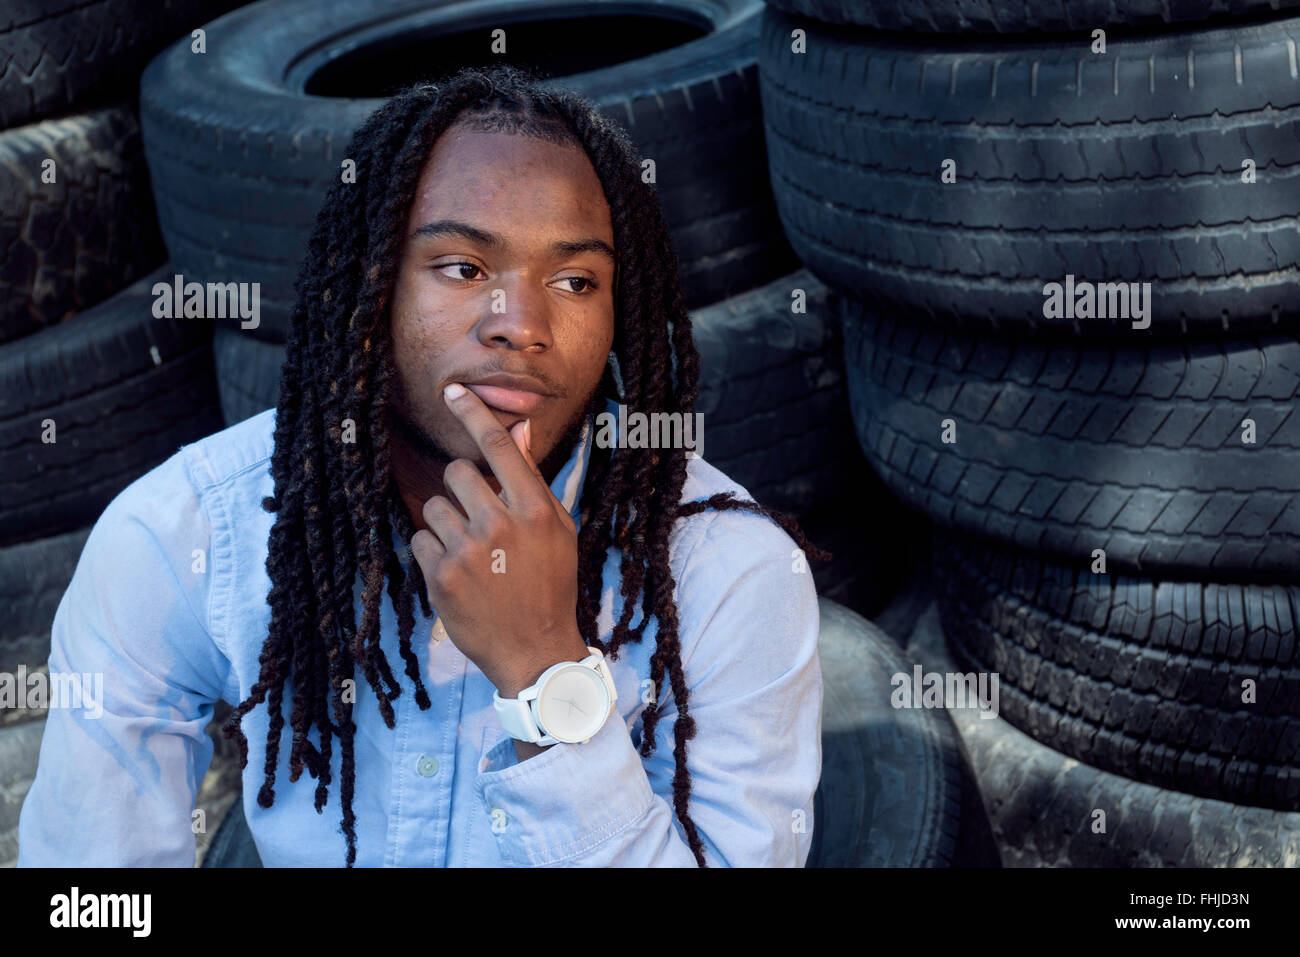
left=412, top=218, right=616, bottom=265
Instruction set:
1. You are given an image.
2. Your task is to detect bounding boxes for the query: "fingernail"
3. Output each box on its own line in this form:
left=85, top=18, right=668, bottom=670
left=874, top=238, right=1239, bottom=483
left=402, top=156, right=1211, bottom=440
left=523, top=419, right=532, bottom=453
left=443, top=382, right=466, bottom=400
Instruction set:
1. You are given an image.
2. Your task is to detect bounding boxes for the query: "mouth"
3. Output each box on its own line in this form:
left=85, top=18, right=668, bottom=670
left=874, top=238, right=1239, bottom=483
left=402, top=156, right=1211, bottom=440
left=462, top=374, right=553, bottom=416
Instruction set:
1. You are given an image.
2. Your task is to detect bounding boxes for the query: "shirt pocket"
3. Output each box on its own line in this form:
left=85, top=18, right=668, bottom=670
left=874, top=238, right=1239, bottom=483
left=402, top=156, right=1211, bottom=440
left=460, top=725, right=510, bottom=867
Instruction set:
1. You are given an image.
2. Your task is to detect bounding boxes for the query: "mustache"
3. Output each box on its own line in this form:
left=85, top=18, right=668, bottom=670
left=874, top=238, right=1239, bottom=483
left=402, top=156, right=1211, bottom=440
left=444, top=362, right=570, bottom=398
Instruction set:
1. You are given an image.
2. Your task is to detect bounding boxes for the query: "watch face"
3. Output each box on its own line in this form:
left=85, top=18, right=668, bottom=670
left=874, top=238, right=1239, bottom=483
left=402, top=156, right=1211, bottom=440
left=537, top=664, right=610, bottom=743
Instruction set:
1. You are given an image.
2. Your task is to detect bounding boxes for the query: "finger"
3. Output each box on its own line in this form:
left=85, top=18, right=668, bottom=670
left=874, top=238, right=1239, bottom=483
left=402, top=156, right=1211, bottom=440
left=511, top=419, right=575, bottom=529
left=509, top=419, right=546, bottom=486
left=421, top=495, right=468, bottom=550
left=409, top=527, right=445, bottom=570
left=442, top=382, right=540, bottom=507
left=442, top=457, right=504, bottom=527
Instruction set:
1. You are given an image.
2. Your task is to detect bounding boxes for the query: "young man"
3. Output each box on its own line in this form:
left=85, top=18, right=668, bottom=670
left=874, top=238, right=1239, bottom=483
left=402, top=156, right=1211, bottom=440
left=18, top=64, right=823, bottom=867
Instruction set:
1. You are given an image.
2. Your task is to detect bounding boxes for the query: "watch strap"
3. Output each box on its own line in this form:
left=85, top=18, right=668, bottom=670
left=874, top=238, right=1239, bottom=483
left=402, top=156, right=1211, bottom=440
left=492, top=647, right=616, bottom=745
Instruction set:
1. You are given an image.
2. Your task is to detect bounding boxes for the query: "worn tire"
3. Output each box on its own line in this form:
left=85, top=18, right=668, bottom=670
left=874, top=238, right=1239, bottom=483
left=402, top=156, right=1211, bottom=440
left=0, top=719, right=44, bottom=867
left=761, top=0, right=1300, bottom=33
left=141, top=0, right=796, bottom=342
left=935, top=530, right=1300, bottom=811
left=0, top=0, right=249, bottom=129
left=201, top=796, right=263, bottom=868
left=0, top=264, right=224, bottom=546
left=904, top=600, right=1300, bottom=866
left=812, top=597, right=1000, bottom=866
left=0, top=527, right=90, bottom=643
left=0, top=104, right=165, bottom=343
left=761, top=8, right=1300, bottom=335
left=843, top=300, right=1300, bottom=579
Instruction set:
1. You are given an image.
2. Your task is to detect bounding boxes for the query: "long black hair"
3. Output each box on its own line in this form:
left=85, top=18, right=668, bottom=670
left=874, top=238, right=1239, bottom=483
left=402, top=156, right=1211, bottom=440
left=223, top=63, right=827, bottom=867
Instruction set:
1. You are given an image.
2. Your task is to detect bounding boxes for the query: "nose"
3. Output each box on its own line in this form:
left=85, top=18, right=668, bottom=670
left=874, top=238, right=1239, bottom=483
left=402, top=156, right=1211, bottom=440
left=474, top=276, right=554, bottom=352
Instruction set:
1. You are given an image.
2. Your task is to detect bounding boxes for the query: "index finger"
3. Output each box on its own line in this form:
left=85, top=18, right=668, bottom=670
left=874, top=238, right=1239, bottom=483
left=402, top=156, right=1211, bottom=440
left=442, top=382, right=541, bottom=507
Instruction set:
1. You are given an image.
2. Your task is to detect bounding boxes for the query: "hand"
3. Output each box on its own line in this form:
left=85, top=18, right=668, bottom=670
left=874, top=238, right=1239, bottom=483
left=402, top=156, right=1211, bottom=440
left=409, top=383, right=590, bottom=698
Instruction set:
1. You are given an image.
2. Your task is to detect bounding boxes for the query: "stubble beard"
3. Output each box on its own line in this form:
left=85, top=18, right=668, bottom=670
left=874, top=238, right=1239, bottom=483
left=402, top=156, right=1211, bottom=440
left=388, top=367, right=604, bottom=489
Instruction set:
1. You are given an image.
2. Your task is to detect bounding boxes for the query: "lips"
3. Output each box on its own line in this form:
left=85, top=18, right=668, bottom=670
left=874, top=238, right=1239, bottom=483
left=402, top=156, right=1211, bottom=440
left=464, top=383, right=546, bottom=414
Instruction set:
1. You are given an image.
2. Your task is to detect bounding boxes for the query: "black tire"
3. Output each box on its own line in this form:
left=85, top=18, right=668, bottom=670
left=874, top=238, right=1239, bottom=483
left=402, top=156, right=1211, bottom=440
left=0, top=264, right=224, bottom=547
left=690, top=270, right=858, bottom=513
left=935, top=530, right=1300, bottom=811
left=0, top=0, right=248, bottom=129
left=842, top=299, right=1300, bottom=579
left=760, top=8, right=1300, bottom=335
left=811, top=597, right=1000, bottom=867
left=211, top=323, right=282, bottom=429
left=215, top=269, right=856, bottom=515
left=0, top=104, right=164, bottom=344
left=0, top=719, right=44, bottom=867
left=0, top=527, right=90, bottom=644
left=201, top=797, right=263, bottom=868
left=904, top=599, right=1300, bottom=866
left=141, top=0, right=796, bottom=343
left=761, top=0, right=1300, bottom=33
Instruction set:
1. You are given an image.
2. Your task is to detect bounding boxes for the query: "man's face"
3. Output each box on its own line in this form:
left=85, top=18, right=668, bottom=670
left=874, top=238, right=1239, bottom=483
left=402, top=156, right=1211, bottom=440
left=388, top=122, right=617, bottom=483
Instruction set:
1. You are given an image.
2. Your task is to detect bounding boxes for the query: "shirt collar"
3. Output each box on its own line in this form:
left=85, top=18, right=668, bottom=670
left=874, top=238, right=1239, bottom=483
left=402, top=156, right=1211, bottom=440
left=550, top=402, right=601, bottom=522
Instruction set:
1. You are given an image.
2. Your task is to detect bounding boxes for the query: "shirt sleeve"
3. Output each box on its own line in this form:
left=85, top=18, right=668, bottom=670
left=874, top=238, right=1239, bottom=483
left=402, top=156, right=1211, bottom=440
left=16, top=449, right=231, bottom=867
left=473, top=505, right=823, bottom=866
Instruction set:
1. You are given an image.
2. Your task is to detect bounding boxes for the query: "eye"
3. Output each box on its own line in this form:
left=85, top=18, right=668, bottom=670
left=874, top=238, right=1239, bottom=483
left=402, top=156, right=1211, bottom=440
left=434, top=262, right=484, bottom=281
left=556, top=276, right=597, bottom=294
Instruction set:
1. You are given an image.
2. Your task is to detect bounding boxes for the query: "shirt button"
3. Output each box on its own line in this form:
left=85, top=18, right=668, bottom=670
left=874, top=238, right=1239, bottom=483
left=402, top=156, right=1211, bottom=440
left=431, top=620, right=447, bottom=643
left=489, top=807, right=508, bottom=833
left=416, top=755, right=439, bottom=777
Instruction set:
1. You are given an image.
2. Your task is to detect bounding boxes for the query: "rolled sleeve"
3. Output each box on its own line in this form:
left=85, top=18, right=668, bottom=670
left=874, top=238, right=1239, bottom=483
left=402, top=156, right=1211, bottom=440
left=474, top=504, right=823, bottom=867
left=17, top=450, right=229, bottom=867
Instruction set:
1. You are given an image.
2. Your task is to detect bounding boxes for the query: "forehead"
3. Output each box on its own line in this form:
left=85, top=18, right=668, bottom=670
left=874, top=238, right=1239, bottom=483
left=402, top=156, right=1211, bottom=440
left=405, top=124, right=613, bottom=238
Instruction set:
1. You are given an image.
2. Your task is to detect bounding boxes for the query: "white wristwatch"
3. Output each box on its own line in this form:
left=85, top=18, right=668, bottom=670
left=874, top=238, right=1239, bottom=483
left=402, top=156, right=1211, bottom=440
left=492, top=646, right=618, bottom=745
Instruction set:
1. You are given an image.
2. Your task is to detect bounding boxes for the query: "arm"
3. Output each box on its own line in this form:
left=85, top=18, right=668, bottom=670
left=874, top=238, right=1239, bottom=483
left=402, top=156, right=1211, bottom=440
left=17, top=451, right=230, bottom=866
left=474, top=506, right=823, bottom=867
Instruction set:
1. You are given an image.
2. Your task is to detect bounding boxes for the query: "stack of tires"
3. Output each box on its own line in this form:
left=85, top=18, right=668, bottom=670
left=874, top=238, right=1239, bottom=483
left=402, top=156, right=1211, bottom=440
left=0, top=0, right=248, bottom=867
left=137, top=0, right=931, bottom=618
left=759, top=0, right=1300, bottom=864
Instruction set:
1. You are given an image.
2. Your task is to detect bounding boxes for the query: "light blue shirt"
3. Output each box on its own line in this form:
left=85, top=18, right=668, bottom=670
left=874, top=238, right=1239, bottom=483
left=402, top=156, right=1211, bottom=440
left=18, top=398, right=822, bottom=867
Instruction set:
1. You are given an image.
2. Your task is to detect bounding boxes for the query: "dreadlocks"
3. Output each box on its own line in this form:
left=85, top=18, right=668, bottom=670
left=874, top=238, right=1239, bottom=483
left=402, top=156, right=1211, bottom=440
left=223, top=62, right=830, bottom=867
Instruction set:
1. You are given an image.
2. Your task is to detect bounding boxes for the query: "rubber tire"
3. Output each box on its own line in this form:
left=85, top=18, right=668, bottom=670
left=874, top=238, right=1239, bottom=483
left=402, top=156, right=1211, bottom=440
left=760, top=0, right=1300, bottom=33
left=0, top=104, right=164, bottom=343
left=0, top=0, right=249, bottom=129
left=0, top=526, right=90, bottom=644
left=811, top=598, right=1000, bottom=867
left=0, top=719, right=44, bottom=867
left=215, top=268, right=855, bottom=515
left=201, top=797, right=263, bottom=868
left=760, top=8, right=1300, bottom=335
left=140, top=0, right=796, bottom=342
left=935, top=530, right=1300, bottom=811
left=0, top=264, right=224, bottom=546
left=842, top=299, right=1300, bottom=580
left=903, top=599, right=1300, bottom=866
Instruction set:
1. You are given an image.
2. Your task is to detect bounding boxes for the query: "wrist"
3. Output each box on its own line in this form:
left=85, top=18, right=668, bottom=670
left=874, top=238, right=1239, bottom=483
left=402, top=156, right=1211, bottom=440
left=492, top=627, right=589, bottom=698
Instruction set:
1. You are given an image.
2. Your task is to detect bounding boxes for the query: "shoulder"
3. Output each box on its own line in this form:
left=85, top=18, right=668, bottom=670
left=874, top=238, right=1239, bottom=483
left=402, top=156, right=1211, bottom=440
left=671, top=454, right=802, bottom=575
left=100, top=408, right=276, bottom=526
left=664, top=456, right=821, bottom=694
left=79, top=409, right=277, bottom=631
left=181, top=407, right=277, bottom=493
